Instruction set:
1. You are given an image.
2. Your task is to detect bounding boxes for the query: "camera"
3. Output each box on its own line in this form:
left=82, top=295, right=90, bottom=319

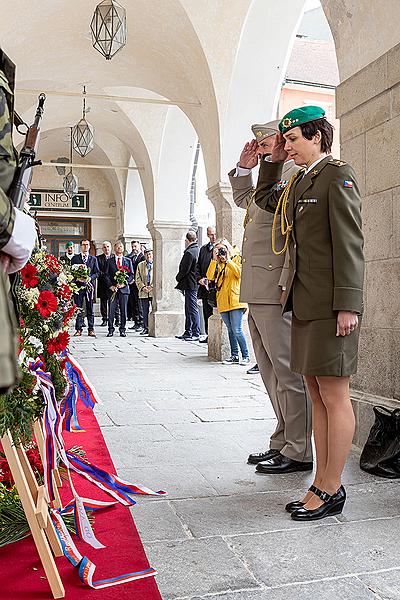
left=217, top=247, right=227, bottom=257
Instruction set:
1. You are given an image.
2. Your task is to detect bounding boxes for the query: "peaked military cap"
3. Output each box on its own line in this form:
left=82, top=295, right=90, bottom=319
left=251, top=119, right=280, bottom=142
left=279, top=106, right=326, bottom=134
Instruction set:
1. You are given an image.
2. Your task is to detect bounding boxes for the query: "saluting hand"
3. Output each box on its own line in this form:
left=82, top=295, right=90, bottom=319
left=271, top=132, right=288, bottom=163
left=239, top=140, right=259, bottom=169
left=336, top=311, right=359, bottom=337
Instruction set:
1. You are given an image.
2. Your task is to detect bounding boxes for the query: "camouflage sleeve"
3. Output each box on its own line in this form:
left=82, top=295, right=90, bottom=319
left=0, top=84, right=16, bottom=249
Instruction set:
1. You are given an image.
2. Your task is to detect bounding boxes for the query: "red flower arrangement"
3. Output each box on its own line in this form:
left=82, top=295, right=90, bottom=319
left=63, top=304, right=77, bottom=326
left=47, top=331, right=70, bottom=355
left=58, top=284, right=72, bottom=301
left=21, top=263, right=39, bottom=288
left=45, top=254, right=62, bottom=275
left=35, top=290, right=58, bottom=318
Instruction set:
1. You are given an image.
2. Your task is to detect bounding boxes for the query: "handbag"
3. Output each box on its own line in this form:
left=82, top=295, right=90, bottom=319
left=206, top=264, right=225, bottom=309
left=360, top=405, right=400, bottom=478
left=207, top=285, right=217, bottom=308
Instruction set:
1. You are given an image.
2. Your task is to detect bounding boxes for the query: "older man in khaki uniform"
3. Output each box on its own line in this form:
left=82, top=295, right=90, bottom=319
left=0, top=49, right=36, bottom=393
left=228, top=120, right=312, bottom=473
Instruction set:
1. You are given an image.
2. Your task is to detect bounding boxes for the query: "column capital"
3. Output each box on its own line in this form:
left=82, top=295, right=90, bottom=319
left=206, top=181, right=234, bottom=209
left=147, top=220, right=190, bottom=241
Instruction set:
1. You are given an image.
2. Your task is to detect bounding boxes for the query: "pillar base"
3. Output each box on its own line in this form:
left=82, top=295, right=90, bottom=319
left=149, top=310, right=185, bottom=338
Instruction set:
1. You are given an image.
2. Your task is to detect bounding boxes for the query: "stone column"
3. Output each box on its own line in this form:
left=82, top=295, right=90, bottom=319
left=336, top=43, right=400, bottom=450
left=147, top=220, right=188, bottom=337
left=206, top=182, right=245, bottom=360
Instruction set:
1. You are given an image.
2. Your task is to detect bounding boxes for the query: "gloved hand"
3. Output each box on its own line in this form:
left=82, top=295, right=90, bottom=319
left=1, top=208, right=37, bottom=274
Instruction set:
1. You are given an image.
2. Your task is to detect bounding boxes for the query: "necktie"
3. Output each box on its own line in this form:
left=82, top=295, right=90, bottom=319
left=82, top=254, right=87, bottom=264
left=118, top=257, right=122, bottom=269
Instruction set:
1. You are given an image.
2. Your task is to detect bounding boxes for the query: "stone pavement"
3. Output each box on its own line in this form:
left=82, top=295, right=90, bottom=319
left=70, top=329, right=400, bottom=600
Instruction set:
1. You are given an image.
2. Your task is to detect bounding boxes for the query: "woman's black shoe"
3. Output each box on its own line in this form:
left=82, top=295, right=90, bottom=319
left=285, top=484, right=319, bottom=513
left=291, top=485, right=346, bottom=521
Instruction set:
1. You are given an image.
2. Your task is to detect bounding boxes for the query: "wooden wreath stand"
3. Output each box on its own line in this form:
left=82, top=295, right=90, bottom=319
left=1, top=419, right=65, bottom=598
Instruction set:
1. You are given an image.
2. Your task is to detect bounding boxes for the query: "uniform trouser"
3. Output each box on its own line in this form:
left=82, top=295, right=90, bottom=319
left=74, top=290, right=95, bottom=331
left=248, top=303, right=312, bottom=462
left=202, top=297, right=214, bottom=334
left=128, top=283, right=143, bottom=325
left=108, top=292, right=128, bottom=333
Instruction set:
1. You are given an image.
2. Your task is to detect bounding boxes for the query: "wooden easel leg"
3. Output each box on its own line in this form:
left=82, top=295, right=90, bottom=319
left=16, top=445, right=64, bottom=558
left=2, top=431, right=65, bottom=599
left=33, top=419, right=63, bottom=508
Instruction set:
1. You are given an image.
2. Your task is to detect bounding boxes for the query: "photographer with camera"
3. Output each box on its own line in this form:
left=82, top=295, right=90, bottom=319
left=206, top=239, right=249, bottom=365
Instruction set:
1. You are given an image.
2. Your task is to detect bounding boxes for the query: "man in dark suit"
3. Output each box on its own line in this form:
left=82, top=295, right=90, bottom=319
left=175, top=230, right=200, bottom=341
left=71, top=239, right=100, bottom=337
left=105, top=241, right=134, bottom=337
left=97, top=240, right=113, bottom=326
left=126, top=240, right=145, bottom=330
left=196, top=226, right=216, bottom=343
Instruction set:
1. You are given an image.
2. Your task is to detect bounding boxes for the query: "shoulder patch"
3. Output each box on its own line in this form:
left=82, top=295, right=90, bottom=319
left=329, top=159, right=347, bottom=167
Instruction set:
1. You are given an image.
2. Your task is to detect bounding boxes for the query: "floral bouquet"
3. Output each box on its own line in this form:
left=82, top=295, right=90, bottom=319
left=110, top=266, right=130, bottom=301
left=70, top=263, right=90, bottom=292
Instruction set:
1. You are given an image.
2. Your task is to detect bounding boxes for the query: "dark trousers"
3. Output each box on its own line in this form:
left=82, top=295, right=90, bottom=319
left=140, top=297, right=152, bottom=330
left=100, top=296, right=119, bottom=322
left=108, top=292, right=128, bottom=333
left=128, top=283, right=143, bottom=325
left=74, top=289, right=95, bottom=331
left=184, top=290, right=200, bottom=337
left=202, top=297, right=214, bottom=334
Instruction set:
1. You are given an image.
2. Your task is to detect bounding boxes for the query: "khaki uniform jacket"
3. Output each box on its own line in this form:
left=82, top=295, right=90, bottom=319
left=135, top=260, right=153, bottom=299
left=229, top=160, right=299, bottom=304
left=254, top=156, right=364, bottom=320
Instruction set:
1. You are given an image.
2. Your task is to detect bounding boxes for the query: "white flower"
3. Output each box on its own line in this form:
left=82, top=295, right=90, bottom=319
left=25, top=287, right=40, bottom=308
left=57, top=272, right=68, bottom=285
left=28, top=336, right=44, bottom=354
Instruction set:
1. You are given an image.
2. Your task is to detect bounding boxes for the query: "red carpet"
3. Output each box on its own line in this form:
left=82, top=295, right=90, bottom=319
left=0, top=405, right=163, bottom=600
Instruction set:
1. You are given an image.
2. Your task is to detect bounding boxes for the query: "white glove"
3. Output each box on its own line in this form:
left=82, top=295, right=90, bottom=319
left=2, top=208, right=37, bottom=274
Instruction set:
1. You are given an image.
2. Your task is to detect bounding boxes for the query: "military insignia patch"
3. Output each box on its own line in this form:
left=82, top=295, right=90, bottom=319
left=343, top=180, right=353, bottom=188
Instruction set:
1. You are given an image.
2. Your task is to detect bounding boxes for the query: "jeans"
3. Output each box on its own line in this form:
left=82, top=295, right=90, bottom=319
left=184, top=290, right=201, bottom=337
left=220, top=308, right=249, bottom=359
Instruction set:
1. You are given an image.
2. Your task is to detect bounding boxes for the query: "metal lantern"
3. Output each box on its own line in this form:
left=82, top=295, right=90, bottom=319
left=63, top=128, right=79, bottom=198
left=91, top=0, right=127, bottom=60
left=72, top=87, right=94, bottom=157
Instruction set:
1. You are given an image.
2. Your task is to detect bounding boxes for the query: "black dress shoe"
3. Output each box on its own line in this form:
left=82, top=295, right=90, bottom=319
left=120, top=332, right=126, bottom=337
left=199, top=336, right=208, bottom=343
left=175, top=334, right=190, bottom=340
left=107, top=332, right=114, bottom=337
left=247, top=364, right=260, bottom=375
left=100, top=321, right=107, bottom=326
left=285, top=485, right=319, bottom=513
left=256, top=453, right=313, bottom=474
left=247, top=448, right=280, bottom=465
left=291, top=485, right=346, bottom=521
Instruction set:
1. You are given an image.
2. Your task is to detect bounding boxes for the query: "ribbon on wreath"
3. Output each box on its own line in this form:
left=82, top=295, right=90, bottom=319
left=60, top=351, right=100, bottom=432
left=51, top=509, right=156, bottom=589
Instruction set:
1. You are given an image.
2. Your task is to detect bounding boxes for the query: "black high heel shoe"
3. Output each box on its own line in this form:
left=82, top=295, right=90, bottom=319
left=291, top=485, right=346, bottom=521
left=285, top=484, right=319, bottom=513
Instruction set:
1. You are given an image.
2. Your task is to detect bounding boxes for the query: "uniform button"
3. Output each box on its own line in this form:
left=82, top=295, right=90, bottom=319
left=242, top=258, right=246, bottom=263
left=268, top=264, right=272, bottom=268
left=244, top=237, right=247, bottom=242
left=249, top=218, right=253, bottom=223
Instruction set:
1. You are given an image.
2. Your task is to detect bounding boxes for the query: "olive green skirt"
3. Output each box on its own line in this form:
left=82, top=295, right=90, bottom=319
left=290, top=315, right=361, bottom=377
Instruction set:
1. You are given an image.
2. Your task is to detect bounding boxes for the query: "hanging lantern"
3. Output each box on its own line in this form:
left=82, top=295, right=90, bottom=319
left=72, top=87, right=94, bottom=157
left=63, top=128, right=79, bottom=198
left=90, top=0, right=127, bottom=60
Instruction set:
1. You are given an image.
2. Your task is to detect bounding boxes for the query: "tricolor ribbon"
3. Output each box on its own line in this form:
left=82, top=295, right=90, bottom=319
left=51, top=509, right=156, bottom=589
left=60, top=351, right=100, bottom=432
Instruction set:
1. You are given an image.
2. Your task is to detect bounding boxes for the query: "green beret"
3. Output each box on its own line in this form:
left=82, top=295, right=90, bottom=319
left=279, top=106, right=326, bottom=134
left=65, top=241, right=74, bottom=248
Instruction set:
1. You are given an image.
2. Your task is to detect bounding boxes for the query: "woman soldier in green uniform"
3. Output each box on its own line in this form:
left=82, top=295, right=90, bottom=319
left=255, top=106, right=364, bottom=521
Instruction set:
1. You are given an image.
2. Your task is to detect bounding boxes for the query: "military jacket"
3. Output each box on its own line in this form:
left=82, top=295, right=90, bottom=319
left=254, top=156, right=364, bottom=320
left=229, top=160, right=299, bottom=304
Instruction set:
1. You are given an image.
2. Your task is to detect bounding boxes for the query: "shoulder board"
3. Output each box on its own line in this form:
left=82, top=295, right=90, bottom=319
left=328, top=159, right=347, bottom=167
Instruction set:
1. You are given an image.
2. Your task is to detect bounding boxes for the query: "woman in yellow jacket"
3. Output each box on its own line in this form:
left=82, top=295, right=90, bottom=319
left=206, top=239, right=249, bottom=365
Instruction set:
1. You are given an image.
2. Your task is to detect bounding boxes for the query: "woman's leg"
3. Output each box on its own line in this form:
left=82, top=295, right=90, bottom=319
left=220, top=311, right=239, bottom=357
left=230, top=309, right=249, bottom=359
left=302, top=375, right=328, bottom=503
left=303, top=375, right=354, bottom=509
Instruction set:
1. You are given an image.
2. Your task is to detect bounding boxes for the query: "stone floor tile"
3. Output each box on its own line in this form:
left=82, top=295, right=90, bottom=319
left=192, top=406, right=270, bottom=422
left=131, top=501, right=190, bottom=542
left=227, top=518, right=400, bottom=587
left=145, top=537, right=260, bottom=599
left=337, top=480, right=400, bottom=522
left=118, top=465, right=218, bottom=499
left=105, top=405, right=200, bottom=426
left=359, top=569, right=400, bottom=599
left=190, top=577, right=378, bottom=600
left=170, top=492, right=336, bottom=537
left=146, top=395, right=264, bottom=411
left=165, top=420, right=273, bottom=440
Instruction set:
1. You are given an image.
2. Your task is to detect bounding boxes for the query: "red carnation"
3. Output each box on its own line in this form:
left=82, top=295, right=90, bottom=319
left=58, top=284, right=72, bottom=300
left=35, top=290, right=58, bottom=317
left=47, top=331, right=69, bottom=354
left=21, top=263, right=39, bottom=288
left=63, top=305, right=76, bottom=325
left=45, top=254, right=62, bottom=274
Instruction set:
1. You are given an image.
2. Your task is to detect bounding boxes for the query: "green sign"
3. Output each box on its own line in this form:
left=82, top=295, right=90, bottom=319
left=28, top=190, right=89, bottom=212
